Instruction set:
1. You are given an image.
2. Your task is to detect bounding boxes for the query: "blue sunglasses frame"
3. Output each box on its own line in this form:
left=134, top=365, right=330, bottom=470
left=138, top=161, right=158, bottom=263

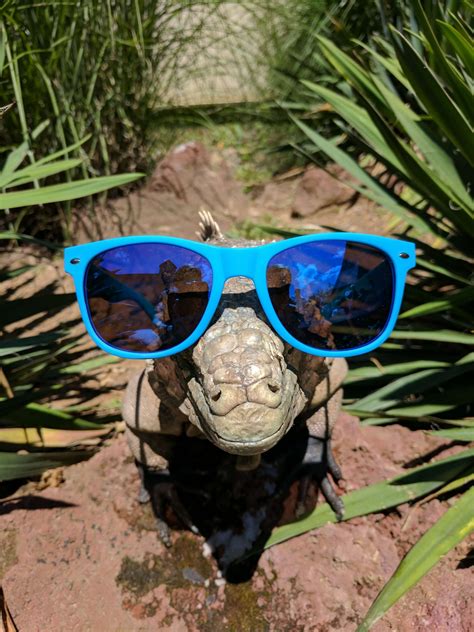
left=64, top=233, right=415, bottom=360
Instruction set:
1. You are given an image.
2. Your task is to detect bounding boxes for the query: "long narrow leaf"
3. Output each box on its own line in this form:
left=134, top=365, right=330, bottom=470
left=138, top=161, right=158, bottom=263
left=389, top=330, right=474, bottom=344
left=345, top=360, right=450, bottom=382
left=421, top=467, right=474, bottom=503
left=317, top=36, right=390, bottom=113
left=1, top=402, right=107, bottom=431
left=264, top=448, right=474, bottom=549
left=301, top=81, right=405, bottom=173
left=410, top=0, right=473, bottom=120
left=399, top=286, right=474, bottom=319
left=357, top=486, right=474, bottom=631
left=0, top=173, right=143, bottom=209
left=289, top=115, right=432, bottom=234
left=374, top=80, right=472, bottom=218
left=1, top=159, right=83, bottom=189
left=391, top=29, right=474, bottom=166
left=354, top=355, right=474, bottom=412
left=0, top=449, right=96, bottom=481
left=438, top=21, right=474, bottom=77
left=0, top=140, right=29, bottom=180
left=429, top=427, right=474, bottom=441
left=0, top=231, right=60, bottom=249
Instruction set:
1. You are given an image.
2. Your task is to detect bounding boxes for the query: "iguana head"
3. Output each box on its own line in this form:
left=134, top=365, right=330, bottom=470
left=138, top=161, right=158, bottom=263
left=150, top=220, right=330, bottom=456
left=184, top=305, right=310, bottom=455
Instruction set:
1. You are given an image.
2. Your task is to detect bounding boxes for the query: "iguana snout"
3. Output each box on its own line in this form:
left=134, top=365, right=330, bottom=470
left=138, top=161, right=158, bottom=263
left=185, top=306, right=306, bottom=455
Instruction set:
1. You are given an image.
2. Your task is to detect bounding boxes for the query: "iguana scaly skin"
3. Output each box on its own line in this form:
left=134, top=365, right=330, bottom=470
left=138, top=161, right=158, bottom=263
left=122, top=212, right=347, bottom=543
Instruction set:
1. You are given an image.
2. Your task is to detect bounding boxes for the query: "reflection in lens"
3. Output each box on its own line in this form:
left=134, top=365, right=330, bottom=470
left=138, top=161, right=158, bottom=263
left=266, top=240, right=393, bottom=351
left=85, top=243, right=212, bottom=352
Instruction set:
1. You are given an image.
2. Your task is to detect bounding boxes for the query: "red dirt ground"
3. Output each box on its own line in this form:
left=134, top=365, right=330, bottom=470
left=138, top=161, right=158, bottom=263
left=1, top=142, right=472, bottom=631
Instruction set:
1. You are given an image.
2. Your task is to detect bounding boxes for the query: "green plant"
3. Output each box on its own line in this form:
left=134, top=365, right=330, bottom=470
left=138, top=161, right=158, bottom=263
left=0, top=1, right=270, bottom=239
left=257, top=1, right=473, bottom=627
left=261, top=0, right=393, bottom=100
left=0, top=184, right=125, bottom=482
left=0, top=29, right=142, bottom=482
left=0, top=1, right=218, bottom=171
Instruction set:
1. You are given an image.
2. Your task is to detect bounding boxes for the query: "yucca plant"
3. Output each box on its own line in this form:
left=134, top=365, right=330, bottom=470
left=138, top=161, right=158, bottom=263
left=257, top=1, right=473, bottom=628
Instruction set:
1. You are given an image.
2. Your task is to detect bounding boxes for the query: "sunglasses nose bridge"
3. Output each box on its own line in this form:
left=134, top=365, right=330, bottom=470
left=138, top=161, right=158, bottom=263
left=219, top=248, right=259, bottom=282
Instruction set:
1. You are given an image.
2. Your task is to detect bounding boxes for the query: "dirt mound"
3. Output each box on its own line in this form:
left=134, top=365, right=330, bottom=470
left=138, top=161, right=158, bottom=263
left=74, top=141, right=248, bottom=242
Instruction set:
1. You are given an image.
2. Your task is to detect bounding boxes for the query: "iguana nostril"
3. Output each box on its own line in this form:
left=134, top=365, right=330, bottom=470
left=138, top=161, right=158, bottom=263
left=211, top=389, right=222, bottom=402
left=268, top=382, right=280, bottom=394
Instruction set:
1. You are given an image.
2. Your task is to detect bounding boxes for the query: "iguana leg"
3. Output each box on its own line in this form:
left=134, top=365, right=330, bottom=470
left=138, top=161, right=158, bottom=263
left=136, top=461, right=150, bottom=504
left=297, top=435, right=344, bottom=520
left=123, top=368, right=198, bottom=545
left=138, top=465, right=199, bottom=547
left=298, top=386, right=345, bottom=520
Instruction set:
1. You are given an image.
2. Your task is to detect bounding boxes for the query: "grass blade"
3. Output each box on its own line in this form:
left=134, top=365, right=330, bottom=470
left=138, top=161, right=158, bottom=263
left=389, top=330, right=474, bottom=344
left=0, top=449, right=96, bottom=481
left=0, top=173, right=144, bottom=209
left=344, top=360, right=450, bottom=382
left=399, top=286, right=474, bottom=319
left=289, top=115, right=432, bottom=234
left=429, top=428, right=474, bottom=441
left=1, top=159, right=83, bottom=189
left=354, top=355, right=474, bottom=412
left=392, top=29, right=474, bottom=166
left=421, top=466, right=474, bottom=503
left=264, top=448, right=474, bottom=549
left=0, top=402, right=108, bottom=431
left=438, top=21, right=474, bottom=77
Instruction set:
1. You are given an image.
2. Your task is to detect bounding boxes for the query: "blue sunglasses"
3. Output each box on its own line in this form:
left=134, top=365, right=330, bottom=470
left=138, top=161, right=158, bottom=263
left=64, top=233, right=415, bottom=360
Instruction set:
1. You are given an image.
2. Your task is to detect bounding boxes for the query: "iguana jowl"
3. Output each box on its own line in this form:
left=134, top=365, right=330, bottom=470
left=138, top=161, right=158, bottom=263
left=122, top=212, right=347, bottom=545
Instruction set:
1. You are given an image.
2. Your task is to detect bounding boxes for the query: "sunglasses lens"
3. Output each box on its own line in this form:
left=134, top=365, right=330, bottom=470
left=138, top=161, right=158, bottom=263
left=267, top=240, right=394, bottom=352
left=85, top=243, right=212, bottom=353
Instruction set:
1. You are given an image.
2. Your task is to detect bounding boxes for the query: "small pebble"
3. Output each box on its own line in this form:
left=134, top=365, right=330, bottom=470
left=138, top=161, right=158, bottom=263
left=202, top=542, right=213, bottom=558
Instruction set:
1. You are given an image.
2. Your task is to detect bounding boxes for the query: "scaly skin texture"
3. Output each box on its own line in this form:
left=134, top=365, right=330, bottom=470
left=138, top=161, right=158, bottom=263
left=122, top=215, right=348, bottom=539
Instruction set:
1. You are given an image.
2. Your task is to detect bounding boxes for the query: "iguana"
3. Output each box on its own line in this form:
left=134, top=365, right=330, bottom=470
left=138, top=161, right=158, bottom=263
left=122, top=212, right=347, bottom=546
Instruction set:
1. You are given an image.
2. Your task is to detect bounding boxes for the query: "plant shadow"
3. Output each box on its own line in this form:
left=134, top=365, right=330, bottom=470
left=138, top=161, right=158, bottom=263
left=0, top=494, right=76, bottom=515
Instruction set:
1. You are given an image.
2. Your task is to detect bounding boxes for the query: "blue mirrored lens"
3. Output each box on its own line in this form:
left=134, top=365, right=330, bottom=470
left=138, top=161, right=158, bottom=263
left=85, top=243, right=212, bottom=352
left=267, top=240, right=394, bottom=351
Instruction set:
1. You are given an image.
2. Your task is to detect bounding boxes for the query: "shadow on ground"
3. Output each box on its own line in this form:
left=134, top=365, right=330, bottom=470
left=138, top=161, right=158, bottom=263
left=142, top=425, right=318, bottom=583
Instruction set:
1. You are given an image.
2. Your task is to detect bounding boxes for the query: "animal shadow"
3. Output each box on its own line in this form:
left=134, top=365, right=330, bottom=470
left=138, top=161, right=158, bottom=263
left=144, top=424, right=312, bottom=583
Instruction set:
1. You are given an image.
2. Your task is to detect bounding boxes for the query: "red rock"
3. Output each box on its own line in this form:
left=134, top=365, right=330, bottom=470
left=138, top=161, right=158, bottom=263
left=291, top=166, right=354, bottom=217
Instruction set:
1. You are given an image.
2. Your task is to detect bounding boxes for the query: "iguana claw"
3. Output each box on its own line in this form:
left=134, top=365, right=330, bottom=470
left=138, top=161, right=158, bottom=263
left=296, top=435, right=345, bottom=520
